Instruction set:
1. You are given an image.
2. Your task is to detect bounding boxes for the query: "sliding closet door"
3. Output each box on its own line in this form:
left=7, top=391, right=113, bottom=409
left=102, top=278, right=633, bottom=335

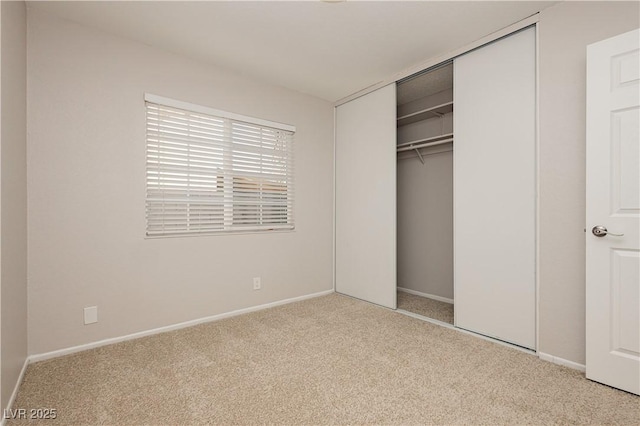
left=454, top=28, right=536, bottom=349
left=335, top=84, right=397, bottom=309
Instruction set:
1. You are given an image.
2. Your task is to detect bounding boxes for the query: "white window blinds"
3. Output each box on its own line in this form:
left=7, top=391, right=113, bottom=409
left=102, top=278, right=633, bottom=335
left=145, top=94, right=295, bottom=237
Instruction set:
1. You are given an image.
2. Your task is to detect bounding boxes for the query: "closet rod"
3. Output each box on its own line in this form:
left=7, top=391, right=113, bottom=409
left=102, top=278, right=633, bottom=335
left=396, top=133, right=453, bottom=149
left=398, top=147, right=452, bottom=161
left=396, top=137, right=453, bottom=153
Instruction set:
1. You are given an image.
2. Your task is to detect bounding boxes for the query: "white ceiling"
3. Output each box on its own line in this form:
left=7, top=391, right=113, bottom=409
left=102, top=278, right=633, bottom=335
left=28, top=0, right=558, bottom=102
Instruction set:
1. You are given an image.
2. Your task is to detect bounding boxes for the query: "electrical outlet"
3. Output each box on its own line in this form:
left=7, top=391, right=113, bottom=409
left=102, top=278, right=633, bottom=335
left=84, top=306, right=98, bottom=325
left=253, top=277, right=261, bottom=290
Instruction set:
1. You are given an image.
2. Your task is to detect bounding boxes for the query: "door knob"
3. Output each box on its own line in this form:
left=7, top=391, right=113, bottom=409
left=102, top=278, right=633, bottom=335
left=592, top=226, right=624, bottom=237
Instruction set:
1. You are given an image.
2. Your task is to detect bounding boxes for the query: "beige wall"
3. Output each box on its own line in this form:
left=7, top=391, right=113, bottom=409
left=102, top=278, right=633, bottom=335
left=397, top=149, right=453, bottom=300
left=27, top=11, right=334, bottom=355
left=23, top=1, right=640, bottom=366
left=538, top=1, right=639, bottom=364
left=1, top=0, right=28, bottom=410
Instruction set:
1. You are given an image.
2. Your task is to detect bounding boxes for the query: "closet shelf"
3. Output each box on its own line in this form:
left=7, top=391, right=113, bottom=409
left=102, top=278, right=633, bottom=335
left=396, top=133, right=453, bottom=152
left=397, top=101, right=454, bottom=127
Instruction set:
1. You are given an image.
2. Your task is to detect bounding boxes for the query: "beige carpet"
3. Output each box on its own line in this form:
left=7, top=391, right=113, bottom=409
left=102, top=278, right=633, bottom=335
left=9, top=294, right=640, bottom=425
left=397, top=291, right=454, bottom=324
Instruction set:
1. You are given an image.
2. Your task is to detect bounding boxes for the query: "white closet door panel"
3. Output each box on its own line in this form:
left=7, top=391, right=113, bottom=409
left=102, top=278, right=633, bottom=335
left=335, top=84, right=397, bottom=309
left=454, top=27, right=536, bottom=349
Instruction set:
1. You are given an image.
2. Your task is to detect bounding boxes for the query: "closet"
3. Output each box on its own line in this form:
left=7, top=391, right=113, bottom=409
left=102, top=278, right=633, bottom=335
left=396, top=63, right=454, bottom=325
left=336, top=27, right=536, bottom=350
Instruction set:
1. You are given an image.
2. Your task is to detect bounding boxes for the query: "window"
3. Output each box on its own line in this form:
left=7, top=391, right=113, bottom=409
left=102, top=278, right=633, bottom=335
left=145, top=94, right=295, bottom=237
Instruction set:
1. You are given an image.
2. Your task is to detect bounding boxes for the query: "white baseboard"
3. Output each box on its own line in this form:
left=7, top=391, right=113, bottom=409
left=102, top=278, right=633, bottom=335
left=538, top=352, right=586, bottom=372
left=29, top=289, right=334, bottom=363
left=397, top=286, right=454, bottom=304
left=1, top=356, right=30, bottom=426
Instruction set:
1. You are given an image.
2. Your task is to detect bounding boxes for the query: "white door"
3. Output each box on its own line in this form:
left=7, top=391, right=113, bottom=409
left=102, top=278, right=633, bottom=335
left=454, top=27, right=536, bottom=349
left=335, top=84, right=397, bottom=309
left=586, top=28, right=640, bottom=395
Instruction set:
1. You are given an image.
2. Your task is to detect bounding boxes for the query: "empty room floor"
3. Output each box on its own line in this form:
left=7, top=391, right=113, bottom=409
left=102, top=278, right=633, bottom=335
left=9, top=294, right=639, bottom=425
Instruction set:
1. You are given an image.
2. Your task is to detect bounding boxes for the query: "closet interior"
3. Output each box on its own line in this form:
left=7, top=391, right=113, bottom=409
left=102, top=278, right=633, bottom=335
left=396, top=63, right=454, bottom=324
